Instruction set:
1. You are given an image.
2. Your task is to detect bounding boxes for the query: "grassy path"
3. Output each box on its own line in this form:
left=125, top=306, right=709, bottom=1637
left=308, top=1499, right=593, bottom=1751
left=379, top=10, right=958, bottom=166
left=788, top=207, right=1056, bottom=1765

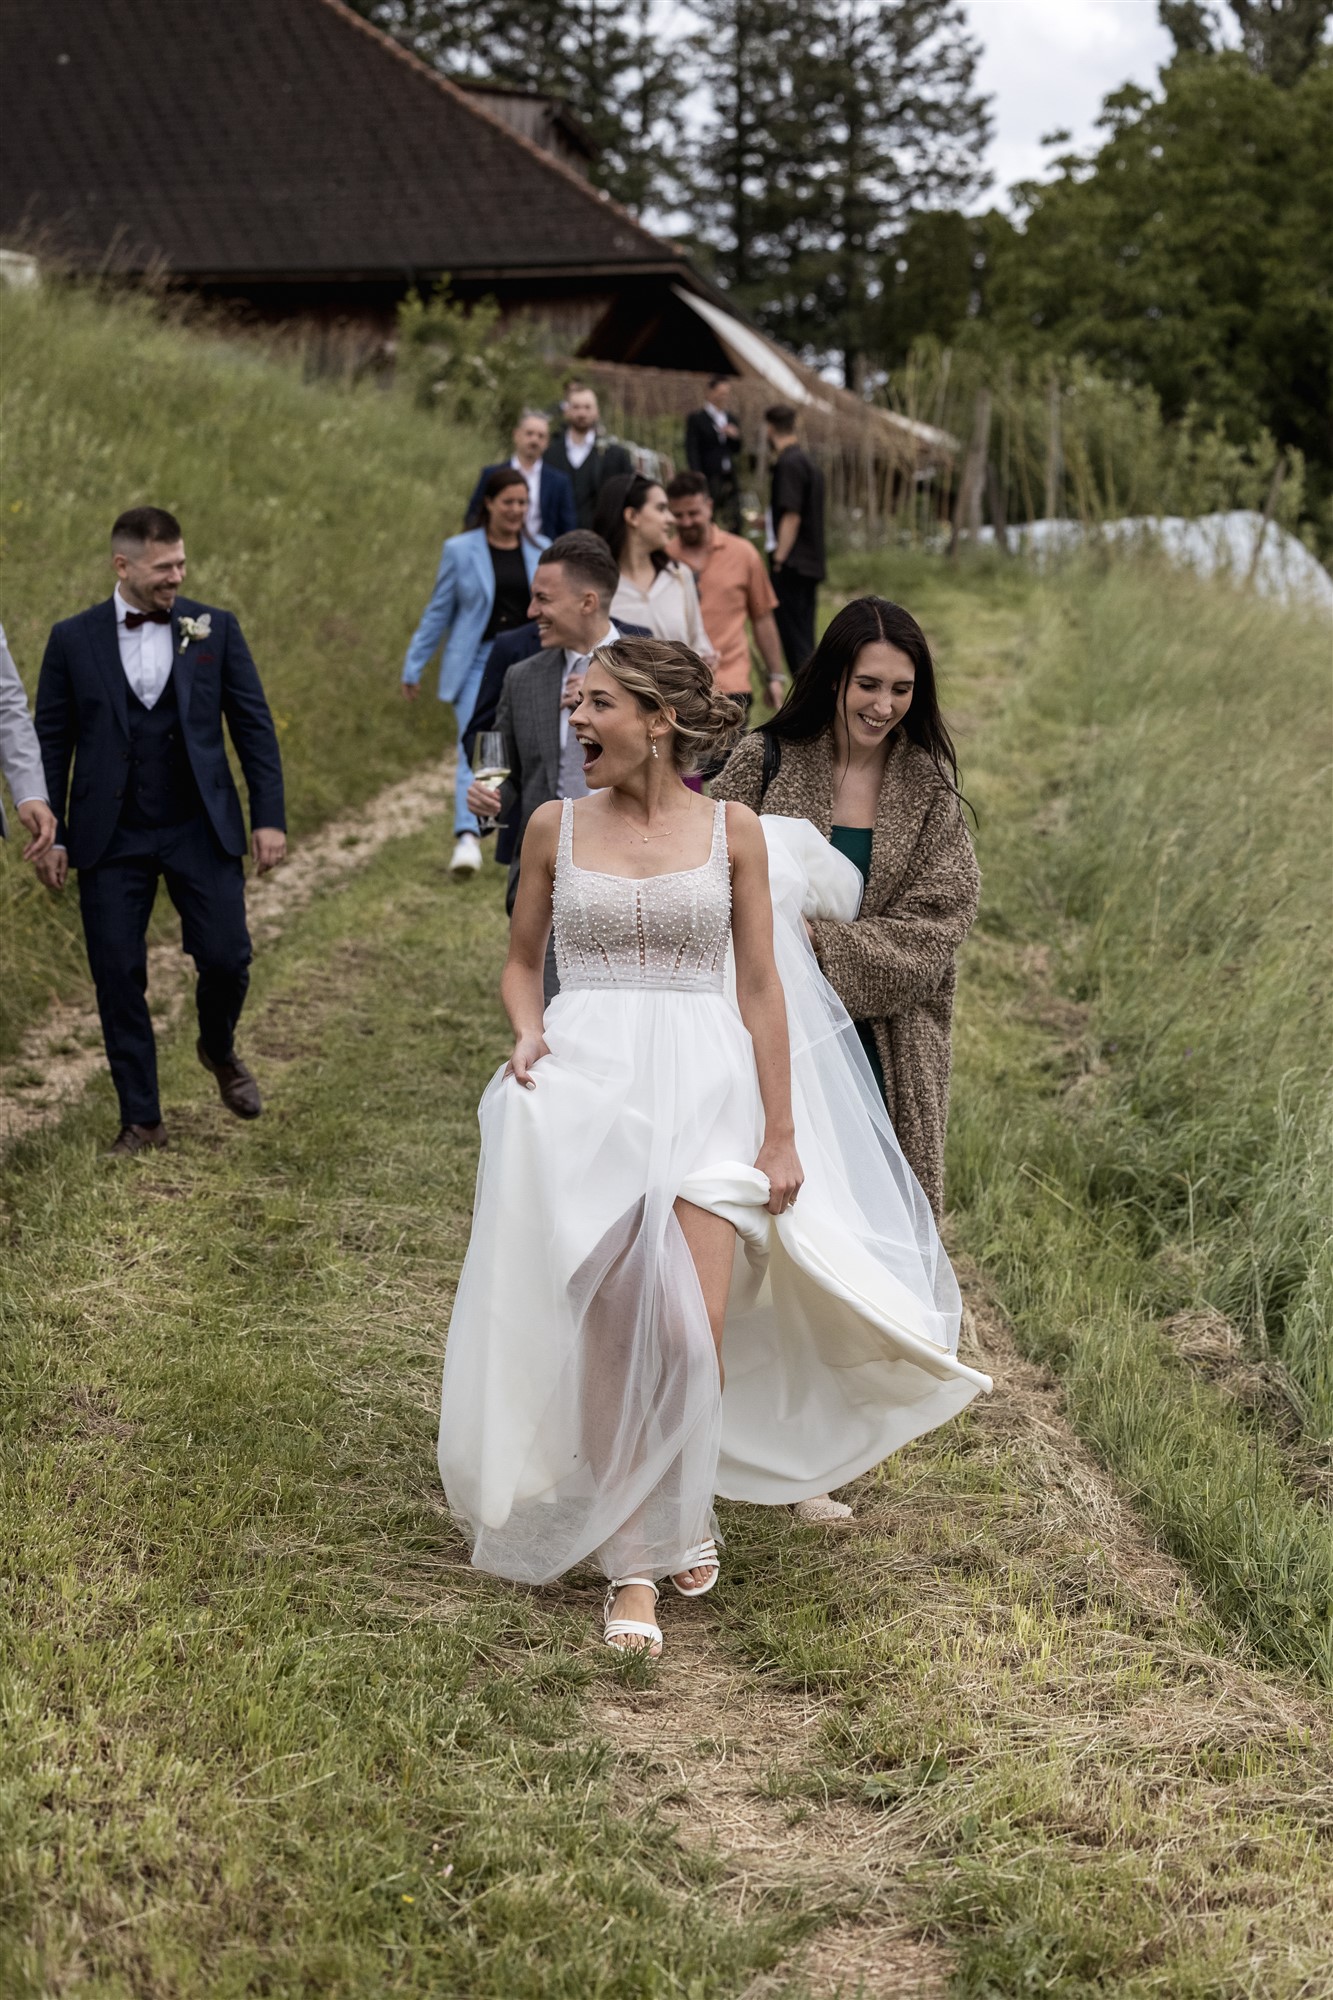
left=0, top=762, right=456, bottom=1144
left=6, top=799, right=1331, bottom=1997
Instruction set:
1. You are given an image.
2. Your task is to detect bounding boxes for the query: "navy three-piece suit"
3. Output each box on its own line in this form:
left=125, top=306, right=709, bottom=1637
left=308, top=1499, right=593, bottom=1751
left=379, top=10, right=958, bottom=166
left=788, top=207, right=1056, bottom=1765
left=35, top=596, right=285, bottom=1129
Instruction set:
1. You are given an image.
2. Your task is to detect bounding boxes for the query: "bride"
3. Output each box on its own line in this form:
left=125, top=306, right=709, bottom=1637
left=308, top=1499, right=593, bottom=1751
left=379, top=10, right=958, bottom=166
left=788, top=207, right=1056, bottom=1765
left=438, top=638, right=989, bottom=1657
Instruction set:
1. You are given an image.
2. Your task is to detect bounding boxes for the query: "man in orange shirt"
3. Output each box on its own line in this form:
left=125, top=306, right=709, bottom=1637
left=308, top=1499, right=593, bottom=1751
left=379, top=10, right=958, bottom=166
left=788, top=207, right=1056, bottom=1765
left=665, top=472, right=785, bottom=719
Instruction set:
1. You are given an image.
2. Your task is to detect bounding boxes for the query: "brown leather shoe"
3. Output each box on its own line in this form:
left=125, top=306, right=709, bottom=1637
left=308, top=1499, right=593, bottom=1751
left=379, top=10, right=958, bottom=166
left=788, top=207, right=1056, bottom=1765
left=197, top=1040, right=263, bottom=1119
left=107, top=1121, right=169, bottom=1158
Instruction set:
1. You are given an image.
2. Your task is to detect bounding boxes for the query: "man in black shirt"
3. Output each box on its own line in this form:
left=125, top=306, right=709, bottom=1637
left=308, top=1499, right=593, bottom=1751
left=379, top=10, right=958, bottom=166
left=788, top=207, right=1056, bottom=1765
left=765, top=404, right=826, bottom=676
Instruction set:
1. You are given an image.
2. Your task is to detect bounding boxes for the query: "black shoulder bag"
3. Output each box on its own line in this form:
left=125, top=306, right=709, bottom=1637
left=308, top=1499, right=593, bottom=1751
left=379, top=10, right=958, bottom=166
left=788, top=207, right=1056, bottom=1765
left=759, top=727, right=783, bottom=805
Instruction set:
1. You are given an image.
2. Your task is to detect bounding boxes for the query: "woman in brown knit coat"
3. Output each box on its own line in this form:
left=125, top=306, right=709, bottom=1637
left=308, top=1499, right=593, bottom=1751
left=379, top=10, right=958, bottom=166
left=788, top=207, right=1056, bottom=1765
left=713, top=596, right=978, bottom=1223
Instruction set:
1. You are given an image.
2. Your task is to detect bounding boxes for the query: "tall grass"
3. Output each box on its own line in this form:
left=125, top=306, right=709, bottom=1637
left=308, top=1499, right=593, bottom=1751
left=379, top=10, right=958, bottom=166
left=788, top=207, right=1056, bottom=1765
left=935, top=557, right=1333, bottom=1679
left=0, top=282, right=490, bottom=1057
left=892, top=339, right=1312, bottom=536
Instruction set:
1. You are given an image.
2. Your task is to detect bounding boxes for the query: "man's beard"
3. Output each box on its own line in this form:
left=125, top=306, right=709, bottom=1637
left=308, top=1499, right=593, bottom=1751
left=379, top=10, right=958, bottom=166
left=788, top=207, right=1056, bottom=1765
left=676, top=525, right=706, bottom=546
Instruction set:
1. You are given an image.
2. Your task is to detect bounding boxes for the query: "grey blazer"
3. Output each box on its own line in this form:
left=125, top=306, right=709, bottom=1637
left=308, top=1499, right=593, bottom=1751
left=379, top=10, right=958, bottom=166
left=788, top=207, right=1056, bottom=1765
left=0, top=623, right=49, bottom=838
left=495, top=645, right=566, bottom=912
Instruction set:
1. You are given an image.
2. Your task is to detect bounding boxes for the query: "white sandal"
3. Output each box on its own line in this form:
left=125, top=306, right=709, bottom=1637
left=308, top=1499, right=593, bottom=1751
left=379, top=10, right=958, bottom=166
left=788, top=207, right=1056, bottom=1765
left=670, top=1538, right=721, bottom=1597
left=602, top=1576, right=663, bottom=1658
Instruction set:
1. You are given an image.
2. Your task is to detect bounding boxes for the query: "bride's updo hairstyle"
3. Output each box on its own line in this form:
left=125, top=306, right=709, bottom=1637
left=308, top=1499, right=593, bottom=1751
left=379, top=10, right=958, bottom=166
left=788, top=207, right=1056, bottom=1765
left=592, top=637, right=745, bottom=774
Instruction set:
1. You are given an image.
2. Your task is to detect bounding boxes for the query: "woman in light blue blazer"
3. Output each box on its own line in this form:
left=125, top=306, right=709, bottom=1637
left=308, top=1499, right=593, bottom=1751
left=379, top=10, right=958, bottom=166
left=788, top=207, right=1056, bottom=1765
left=402, top=467, right=547, bottom=873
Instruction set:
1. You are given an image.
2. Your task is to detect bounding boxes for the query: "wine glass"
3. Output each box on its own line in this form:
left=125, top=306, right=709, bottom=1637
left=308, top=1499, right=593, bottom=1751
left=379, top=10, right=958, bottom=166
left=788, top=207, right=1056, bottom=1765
left=471, top=731, right=510, bottom=835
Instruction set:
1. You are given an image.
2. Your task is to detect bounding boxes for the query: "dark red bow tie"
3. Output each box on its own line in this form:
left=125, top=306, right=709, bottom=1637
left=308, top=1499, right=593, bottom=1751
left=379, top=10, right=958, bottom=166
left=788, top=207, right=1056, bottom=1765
left=123, top=609, right=171, bottom=629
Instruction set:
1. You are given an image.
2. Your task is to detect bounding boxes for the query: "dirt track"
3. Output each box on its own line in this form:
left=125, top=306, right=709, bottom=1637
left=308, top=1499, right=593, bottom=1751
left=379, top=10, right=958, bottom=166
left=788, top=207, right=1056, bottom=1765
left=0, top=761, right=455, bottom=1145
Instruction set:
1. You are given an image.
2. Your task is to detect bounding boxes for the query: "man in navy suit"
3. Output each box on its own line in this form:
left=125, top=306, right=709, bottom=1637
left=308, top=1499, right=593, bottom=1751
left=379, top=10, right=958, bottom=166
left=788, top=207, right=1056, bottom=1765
left=465, top=411, right=577, bottom=543
left=34, top=507, right=286, bottom=1157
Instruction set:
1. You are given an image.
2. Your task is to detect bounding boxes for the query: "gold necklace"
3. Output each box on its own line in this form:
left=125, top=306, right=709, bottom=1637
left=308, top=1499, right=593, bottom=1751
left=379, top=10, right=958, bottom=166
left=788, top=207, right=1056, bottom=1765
left=611, top=803, right=676, bottom=845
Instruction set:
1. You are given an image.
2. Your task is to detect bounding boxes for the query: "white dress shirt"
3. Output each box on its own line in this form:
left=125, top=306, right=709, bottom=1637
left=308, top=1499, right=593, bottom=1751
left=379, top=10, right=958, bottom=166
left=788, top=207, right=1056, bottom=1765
left=509, top=455, right=544, bottom=539
left=114, top=586, right=175, bottom=709
left=558, top=622, right=618, bottom=800
left=704, top=401, right=731, bottom=437
left=564, top=429, right=596, bottom=471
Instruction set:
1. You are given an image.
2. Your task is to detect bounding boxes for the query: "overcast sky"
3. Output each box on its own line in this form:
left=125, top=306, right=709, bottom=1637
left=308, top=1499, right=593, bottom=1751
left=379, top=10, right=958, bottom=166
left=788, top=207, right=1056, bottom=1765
left=962, top=0, right=1175, bottom=205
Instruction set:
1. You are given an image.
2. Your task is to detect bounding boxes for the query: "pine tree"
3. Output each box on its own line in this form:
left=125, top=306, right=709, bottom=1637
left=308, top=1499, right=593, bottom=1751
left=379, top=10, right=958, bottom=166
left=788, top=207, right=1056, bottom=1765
left=689, top=0, right=992, bottom=386
left=682, top=0, right=811, bottom=292
left=1159, top=0, right=1332, bottom=87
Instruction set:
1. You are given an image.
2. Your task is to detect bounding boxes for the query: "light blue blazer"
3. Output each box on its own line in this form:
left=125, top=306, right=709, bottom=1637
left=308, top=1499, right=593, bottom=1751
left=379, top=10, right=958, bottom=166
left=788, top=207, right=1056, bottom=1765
left=402, top=527, right=547, bottom=701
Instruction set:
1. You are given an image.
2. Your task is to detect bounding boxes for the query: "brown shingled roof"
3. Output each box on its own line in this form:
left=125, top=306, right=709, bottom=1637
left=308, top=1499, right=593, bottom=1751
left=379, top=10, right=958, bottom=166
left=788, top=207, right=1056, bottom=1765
left=0, top=0, right=696, bottom=284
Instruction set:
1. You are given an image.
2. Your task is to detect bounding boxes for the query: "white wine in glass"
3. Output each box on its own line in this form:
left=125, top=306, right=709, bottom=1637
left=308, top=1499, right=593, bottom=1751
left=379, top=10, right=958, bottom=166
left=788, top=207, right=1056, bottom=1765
left=472, top=731, right=510, bottom=833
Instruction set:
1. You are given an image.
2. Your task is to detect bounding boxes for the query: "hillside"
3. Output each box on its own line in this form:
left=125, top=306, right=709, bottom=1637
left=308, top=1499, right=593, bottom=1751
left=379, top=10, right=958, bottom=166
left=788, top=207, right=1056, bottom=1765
left=0, top=283, right=482, bottom=1056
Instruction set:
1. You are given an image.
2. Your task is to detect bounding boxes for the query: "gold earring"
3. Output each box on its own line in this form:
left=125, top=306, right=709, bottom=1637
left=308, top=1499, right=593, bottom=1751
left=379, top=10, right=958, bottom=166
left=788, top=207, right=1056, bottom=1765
left=650, top=737, right=659, bottom=759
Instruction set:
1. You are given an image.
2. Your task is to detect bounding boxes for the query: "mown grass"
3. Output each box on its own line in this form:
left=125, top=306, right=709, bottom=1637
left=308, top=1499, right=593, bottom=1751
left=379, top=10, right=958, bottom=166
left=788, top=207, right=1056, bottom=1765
left=720, top=1417, right=1333, bottom=2000
left=1, top=829, right=810, bottom=1997
left=0, top=281, right=479, bottom=1056
left=833, top=548, right=1333, bottom=1688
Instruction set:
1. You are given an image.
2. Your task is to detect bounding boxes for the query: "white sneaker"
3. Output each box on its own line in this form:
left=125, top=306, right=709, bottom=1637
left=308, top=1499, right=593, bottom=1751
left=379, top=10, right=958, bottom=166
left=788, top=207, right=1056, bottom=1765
left=449, top=833, right=483, bottom=879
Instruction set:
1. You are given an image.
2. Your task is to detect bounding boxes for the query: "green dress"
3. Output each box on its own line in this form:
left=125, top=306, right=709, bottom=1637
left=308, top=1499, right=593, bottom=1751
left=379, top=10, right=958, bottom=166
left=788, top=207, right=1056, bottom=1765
left=828, top=825, right=888, bottom=1104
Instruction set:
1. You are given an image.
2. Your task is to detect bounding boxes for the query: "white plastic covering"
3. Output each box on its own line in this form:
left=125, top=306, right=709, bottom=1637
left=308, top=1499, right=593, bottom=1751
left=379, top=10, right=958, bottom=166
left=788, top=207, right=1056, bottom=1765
left=976, top=512, right=1332, bottom=614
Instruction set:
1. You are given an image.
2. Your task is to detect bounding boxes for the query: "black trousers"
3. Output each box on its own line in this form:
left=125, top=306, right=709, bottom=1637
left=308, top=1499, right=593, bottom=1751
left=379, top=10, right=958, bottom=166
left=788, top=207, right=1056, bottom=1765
left=771, top=565, right=819, bottom=676
left=78, top=816, right=252, bottom=1127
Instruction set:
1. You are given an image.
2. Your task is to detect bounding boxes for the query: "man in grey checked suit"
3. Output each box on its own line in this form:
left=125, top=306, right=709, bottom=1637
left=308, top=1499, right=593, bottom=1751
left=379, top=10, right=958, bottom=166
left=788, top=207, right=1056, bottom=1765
left=0, top=623, right=57, bottom=860
left=464, top=531, right=649, bottom=1001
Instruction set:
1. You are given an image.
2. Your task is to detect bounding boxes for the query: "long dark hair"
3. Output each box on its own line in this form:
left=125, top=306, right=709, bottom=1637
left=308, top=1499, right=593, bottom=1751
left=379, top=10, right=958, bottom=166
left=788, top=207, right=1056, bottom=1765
left=767, top=596, right=962, bottom=797
left=465, top=464, right=529, bottom=532
left=592, top=471, right=670, bottom=574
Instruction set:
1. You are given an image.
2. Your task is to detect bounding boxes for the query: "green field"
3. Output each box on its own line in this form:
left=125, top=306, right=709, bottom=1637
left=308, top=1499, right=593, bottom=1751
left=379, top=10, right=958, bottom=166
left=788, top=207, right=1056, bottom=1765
left=3, top=289, right=1331, bottom=1996
left=0, top=283, right=468, bottom=1058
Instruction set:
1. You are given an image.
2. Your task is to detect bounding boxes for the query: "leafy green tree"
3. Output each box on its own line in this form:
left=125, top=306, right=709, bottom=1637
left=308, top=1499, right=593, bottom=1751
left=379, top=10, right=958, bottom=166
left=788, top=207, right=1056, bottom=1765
left=396, top=283, right=560, bottom=430
left=872, top=207, right=1021, bottom=369
left=980, top=52, right=1333, bottom=511
left=1159, top=0, right=1332, bottom=87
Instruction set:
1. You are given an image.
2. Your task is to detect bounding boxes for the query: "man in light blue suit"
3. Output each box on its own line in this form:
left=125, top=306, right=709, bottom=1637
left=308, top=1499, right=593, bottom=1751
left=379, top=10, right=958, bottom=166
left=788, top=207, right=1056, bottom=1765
left=401, top=467, right=546, bottom=877
left=465, top=411, right=577, bottom=548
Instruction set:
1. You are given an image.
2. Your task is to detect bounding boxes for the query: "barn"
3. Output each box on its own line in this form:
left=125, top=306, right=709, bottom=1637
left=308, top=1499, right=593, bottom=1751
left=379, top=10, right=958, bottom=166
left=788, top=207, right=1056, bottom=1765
left=0, top=0, right=953, bottom=490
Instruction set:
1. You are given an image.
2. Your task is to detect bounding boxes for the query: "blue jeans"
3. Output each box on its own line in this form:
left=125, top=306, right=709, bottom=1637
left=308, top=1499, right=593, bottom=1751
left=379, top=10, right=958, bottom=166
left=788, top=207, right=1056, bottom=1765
left=450, top=640, right=492, bottom=836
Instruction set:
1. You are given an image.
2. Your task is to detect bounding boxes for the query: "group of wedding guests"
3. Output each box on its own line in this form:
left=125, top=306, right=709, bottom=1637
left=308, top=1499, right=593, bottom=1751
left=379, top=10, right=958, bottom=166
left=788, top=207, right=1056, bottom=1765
left=400, top=383, right=821, bottom=881
left=396, top=395, right=984, bottom=1658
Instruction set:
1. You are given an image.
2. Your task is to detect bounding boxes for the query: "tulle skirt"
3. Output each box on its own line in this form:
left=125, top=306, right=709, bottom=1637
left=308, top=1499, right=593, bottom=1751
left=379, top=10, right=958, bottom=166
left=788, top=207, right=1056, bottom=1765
left=438, top=982, right=760, bottom=1584
left=438, top=817, right=991, bottom=1586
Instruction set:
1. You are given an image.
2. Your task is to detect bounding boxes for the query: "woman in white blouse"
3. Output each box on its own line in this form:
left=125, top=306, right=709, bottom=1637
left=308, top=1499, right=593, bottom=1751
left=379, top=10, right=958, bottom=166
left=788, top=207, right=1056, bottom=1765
left=594, top=473, right=715, bottom=664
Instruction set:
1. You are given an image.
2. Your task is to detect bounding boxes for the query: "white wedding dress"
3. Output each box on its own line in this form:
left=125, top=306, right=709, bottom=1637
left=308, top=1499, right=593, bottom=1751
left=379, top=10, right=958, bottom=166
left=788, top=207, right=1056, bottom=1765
left=437, top=798, right=991, bottom=1586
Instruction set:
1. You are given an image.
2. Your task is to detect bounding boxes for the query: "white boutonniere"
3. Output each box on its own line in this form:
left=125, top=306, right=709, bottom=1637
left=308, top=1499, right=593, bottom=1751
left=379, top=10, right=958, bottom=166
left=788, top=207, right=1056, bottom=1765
left=178, top=613, right=212, bottom=653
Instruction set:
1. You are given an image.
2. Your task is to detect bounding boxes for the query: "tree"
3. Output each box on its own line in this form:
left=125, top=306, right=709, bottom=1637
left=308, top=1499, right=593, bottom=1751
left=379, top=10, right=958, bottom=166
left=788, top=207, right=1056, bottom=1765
left=872, top=207, right=1019, bottom=369
left=689, top=0, right=991, bottom=387
left=683, top=0, right=813, bottom=292
left=1159, top=0, right=1332, bottom=87
left=979, top=52, right=1333, bottom=511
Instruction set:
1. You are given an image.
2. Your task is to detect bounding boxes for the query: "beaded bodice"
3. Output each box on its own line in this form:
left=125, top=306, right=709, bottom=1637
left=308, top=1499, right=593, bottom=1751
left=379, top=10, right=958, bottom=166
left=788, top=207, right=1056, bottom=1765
left=553, top=797, right=732, bottom=994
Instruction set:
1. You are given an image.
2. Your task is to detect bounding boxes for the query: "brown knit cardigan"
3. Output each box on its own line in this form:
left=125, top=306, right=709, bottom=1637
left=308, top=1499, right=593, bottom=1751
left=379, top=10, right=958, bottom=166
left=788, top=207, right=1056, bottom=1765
left=713, top=727, right=979, bottom=1218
